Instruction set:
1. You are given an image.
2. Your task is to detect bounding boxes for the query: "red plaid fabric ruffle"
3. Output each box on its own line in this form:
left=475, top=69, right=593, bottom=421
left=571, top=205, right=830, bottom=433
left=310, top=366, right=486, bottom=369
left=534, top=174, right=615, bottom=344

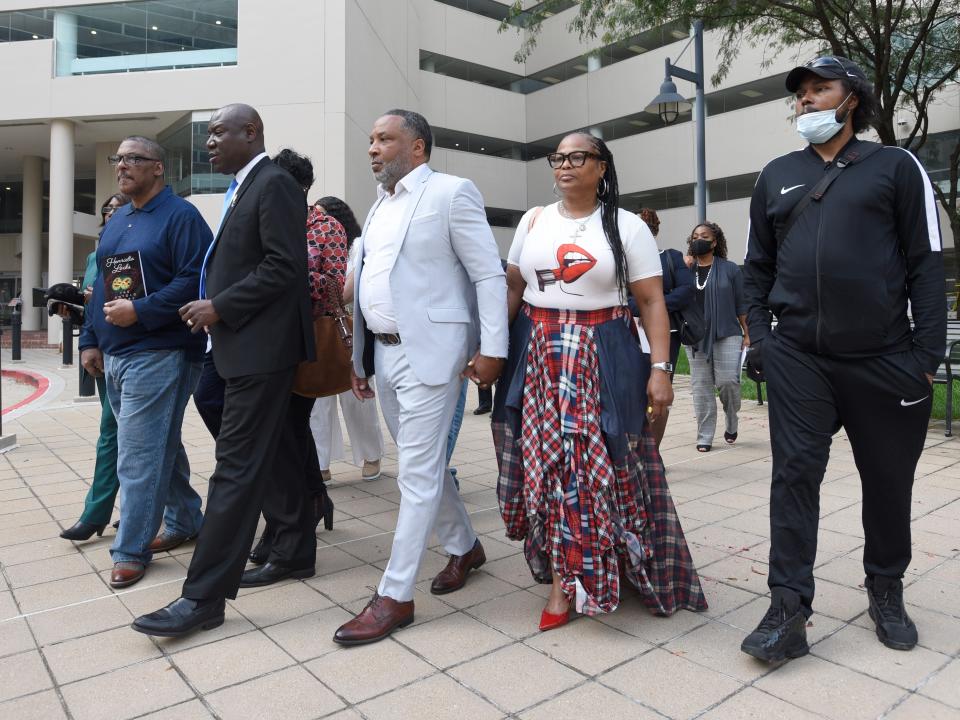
left=495, top=304, right=707, bottom=616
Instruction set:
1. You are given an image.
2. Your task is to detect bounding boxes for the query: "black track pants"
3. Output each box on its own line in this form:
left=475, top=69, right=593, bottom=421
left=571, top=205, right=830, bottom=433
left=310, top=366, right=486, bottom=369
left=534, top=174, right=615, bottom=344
left=763, top=334, right=932, bottom=611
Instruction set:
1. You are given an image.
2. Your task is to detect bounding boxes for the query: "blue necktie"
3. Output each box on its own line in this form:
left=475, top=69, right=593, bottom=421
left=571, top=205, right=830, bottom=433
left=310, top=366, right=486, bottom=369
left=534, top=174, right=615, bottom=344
left=199, top=179, right=238, bottom=299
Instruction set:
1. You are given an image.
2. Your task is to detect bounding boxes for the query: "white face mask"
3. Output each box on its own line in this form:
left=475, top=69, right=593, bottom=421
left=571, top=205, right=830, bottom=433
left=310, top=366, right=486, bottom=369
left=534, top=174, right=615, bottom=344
left=796, top=92, right=853, bottom=144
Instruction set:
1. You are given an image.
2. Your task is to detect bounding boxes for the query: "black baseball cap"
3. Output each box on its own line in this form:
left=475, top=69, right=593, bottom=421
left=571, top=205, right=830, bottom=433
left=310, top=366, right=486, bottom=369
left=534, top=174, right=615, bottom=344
left=785, top=56, right=868, bottom=93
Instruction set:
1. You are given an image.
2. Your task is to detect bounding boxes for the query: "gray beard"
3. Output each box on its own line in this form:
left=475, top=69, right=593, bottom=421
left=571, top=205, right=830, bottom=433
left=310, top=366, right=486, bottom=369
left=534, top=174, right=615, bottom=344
left=374, top=156, right=410, bottom=189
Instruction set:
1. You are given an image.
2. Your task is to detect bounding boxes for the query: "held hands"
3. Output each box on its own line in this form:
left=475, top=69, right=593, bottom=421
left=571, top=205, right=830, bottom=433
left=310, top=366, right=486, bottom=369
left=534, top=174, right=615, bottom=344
left=179, top=300, right=220, bottom=334
left=103, top=299, right=138, bottom=328
left=646, top=370, right=674, bottom=421
left=462, top=352, right=504, bottom=389
left=351, top=369, right=376, bottom=401
left=80, top=348, right=104, bottom=378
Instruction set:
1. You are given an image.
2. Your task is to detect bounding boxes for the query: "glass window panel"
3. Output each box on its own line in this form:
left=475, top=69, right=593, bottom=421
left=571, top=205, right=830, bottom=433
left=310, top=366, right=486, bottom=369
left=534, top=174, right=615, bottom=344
left=50, top=0, right=237, bottom=76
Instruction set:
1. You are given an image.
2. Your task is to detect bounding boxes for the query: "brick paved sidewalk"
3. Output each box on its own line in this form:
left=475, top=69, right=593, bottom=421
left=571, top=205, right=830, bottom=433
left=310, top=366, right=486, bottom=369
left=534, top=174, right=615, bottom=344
left=1, top=347, right=958, bottom=719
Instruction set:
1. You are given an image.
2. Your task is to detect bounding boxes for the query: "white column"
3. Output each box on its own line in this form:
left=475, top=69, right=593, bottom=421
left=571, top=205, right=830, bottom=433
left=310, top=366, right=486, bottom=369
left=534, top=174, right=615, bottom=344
left=20, top=156, right=44, bottom=332
left=48, top=119, right=75, bottom=345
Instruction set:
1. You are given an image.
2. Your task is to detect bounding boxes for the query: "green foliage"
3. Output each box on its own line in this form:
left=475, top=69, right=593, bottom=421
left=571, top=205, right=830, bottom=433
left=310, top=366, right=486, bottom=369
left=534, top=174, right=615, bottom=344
left=676, top=346, right=960, bottom=419
left=502, top=0, right=960, bottom=224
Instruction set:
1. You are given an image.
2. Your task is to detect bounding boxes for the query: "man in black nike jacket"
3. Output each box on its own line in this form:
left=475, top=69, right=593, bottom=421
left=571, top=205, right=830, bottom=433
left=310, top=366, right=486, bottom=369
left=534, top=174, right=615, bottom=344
left=741, top=56, right=946, bottom=662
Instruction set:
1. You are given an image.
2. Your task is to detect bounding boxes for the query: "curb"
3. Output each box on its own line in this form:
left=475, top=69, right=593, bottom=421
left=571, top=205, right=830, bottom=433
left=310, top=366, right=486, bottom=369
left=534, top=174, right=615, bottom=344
left=2, top=369, right=51, bottom=415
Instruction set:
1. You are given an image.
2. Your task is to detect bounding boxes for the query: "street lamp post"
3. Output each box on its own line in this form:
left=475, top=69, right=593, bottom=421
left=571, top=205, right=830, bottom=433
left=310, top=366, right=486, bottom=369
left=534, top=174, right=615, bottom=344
left=645, top=19, right=706, bottom=223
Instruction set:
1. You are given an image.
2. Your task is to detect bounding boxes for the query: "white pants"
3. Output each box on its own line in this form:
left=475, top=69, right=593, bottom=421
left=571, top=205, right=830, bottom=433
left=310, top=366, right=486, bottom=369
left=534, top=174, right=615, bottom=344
left=374, top=342, right=477, bottom=602
left=310, top=384, right=384, bottom=469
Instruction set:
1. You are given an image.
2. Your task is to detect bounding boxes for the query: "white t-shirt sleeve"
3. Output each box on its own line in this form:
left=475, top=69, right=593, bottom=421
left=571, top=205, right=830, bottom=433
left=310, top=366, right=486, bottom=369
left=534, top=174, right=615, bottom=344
left=507, top=207, right=539, bottom=267
left=619, top=210, right=663, bottom=282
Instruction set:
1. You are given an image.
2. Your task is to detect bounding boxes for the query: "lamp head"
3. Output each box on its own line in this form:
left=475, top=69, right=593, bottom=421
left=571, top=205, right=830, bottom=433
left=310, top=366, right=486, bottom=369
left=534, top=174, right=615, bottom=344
left=645, top=77, right=691, bottom=125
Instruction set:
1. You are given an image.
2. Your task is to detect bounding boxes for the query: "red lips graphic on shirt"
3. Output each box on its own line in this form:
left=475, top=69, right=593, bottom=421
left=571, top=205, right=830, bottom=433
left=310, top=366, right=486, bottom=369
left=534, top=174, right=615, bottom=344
left=554, top=244, right=597, bottom=282
left=535, top=243, right=597, bottom=286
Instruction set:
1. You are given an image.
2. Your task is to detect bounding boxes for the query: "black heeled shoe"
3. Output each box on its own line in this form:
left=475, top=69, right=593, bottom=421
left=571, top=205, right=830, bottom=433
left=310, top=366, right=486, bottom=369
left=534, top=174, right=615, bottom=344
left=60, top=521, right=106, bottom=541
left=314, top=490, right=334, bottom=532
left=249, top=536, right=270, bottom=565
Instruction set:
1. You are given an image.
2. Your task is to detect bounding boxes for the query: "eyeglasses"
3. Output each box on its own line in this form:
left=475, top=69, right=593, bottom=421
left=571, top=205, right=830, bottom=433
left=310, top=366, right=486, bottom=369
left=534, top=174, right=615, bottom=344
left=101, top=205, right=119, bottom=216
left=107, top=154, right=161, bottom=167
left=546, top=151, right=599, bottom=169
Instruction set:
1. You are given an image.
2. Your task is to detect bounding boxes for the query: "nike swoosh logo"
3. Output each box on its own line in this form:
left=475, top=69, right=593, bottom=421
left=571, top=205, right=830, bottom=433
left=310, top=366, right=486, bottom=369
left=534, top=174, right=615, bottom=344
left=901, top=397, right=929, bottom=406
left=780, top=184, right=805, bottom=195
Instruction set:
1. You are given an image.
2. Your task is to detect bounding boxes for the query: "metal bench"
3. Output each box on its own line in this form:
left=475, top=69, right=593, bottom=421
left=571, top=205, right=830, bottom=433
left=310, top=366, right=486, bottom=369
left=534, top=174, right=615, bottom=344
left=932, top=319, right=960, bottom=436
left=749, top=320, right=959, bottom=428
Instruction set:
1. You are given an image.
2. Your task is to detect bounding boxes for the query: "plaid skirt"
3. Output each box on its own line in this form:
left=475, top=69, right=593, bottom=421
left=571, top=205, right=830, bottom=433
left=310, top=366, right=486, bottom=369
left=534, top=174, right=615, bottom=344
left=492, top=304, right=708, bottom=616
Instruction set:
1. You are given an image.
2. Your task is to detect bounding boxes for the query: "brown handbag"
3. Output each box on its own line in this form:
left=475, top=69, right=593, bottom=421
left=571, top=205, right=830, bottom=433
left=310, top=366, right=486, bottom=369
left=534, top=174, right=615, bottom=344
left=293, top=302, right=354, bottom=398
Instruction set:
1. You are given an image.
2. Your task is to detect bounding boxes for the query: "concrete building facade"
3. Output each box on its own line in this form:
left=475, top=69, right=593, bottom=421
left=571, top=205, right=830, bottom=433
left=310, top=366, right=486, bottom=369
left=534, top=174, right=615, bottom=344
left=1, top=0, right=957, bottom=338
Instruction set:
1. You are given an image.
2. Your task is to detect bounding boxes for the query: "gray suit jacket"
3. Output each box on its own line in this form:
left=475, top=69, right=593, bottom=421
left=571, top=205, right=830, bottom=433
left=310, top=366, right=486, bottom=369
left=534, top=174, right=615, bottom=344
left=352, top=166, right=508, bottom=386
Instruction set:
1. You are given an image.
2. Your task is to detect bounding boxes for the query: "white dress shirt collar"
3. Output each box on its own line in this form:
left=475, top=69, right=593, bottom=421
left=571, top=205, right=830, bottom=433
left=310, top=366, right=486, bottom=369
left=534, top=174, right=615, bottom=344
left=233, top=151, right=269, bottom=190
left=377, top=162, right=431, bottom=200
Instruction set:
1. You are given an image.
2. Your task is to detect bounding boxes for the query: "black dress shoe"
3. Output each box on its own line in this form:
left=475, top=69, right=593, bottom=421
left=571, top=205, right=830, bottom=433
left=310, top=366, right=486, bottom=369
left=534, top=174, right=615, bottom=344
left=473, top=405, right=492, bottom=415
left=60, top=521, right=106, bottom=541
left=239, top=562, right=315, bottom=588
left=131, top=597, right=225, bottom=638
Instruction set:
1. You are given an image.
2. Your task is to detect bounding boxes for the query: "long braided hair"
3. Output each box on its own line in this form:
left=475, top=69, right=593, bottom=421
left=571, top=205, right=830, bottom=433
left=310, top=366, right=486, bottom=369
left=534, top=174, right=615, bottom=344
left=571, top=132, right=627, bottom=299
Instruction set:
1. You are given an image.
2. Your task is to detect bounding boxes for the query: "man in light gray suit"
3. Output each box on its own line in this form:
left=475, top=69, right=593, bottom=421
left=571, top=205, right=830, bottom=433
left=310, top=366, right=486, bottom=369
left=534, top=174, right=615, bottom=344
left=333, top=109, right=508, bottom=646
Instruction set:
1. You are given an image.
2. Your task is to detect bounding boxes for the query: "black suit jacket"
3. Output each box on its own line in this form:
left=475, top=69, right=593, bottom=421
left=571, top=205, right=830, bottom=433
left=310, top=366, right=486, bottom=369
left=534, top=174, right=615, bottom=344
left=206, top=157, right=314, bottom=379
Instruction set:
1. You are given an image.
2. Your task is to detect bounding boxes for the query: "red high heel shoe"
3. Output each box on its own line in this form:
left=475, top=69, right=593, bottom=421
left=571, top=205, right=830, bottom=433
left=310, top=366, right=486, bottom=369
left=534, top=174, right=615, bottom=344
left=539, top=607, right=571, bottom=632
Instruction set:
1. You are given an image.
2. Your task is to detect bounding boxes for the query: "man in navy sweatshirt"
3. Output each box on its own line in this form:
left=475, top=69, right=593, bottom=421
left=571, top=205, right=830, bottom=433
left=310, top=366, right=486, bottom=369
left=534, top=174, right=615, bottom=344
left=79, top=136, right=212, bottom=589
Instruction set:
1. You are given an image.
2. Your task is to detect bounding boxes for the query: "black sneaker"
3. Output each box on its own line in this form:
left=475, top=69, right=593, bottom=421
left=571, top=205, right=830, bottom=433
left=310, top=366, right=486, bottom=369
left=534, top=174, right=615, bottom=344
left=866, top=575, right=917, bottom=651
left=741, top=588, right=809, bottom=662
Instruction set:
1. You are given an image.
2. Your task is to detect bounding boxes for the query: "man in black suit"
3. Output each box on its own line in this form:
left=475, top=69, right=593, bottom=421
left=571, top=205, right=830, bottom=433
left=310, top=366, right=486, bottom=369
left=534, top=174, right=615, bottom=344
left=131, top=103, right=313, bottom=637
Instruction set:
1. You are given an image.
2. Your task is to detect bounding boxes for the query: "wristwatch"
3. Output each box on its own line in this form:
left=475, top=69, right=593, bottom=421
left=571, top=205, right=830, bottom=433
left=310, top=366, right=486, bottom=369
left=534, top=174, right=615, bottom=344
left=651, top=361, right=674, bottom=374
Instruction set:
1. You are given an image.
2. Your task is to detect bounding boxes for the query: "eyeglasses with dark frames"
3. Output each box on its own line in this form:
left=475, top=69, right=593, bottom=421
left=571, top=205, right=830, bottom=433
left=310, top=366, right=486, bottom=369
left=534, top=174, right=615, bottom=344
left=546, top=151, right=600, bottom=169
left=107, top=154, right=161, bottom=167
left=101, top=205, right=120, bottom=216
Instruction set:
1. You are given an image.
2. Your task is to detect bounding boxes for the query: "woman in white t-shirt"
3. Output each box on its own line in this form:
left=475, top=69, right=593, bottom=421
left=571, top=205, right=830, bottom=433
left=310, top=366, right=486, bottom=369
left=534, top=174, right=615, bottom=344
left=492, top=132, right=707, bottom=632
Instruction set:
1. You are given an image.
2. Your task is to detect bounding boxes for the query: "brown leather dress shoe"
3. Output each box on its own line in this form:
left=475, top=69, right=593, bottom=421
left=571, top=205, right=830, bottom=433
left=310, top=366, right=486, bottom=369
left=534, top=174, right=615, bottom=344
left=332, top=593, right=414, bottom=646
left=110, top=561, right=145, bottom=588
left=149, top=531, right=198, bottom=553
left=430, top=538, right=486, bottom=595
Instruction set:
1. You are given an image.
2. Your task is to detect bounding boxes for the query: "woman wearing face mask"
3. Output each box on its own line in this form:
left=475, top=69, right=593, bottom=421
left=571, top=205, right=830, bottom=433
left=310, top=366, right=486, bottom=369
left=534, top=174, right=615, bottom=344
left=685, top=222, right=749, bottom=452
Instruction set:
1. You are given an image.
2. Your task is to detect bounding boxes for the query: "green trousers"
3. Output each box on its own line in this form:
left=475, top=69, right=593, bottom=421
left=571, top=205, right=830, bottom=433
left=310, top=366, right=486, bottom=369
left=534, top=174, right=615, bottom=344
left=79, top=375, right=120, bottom=526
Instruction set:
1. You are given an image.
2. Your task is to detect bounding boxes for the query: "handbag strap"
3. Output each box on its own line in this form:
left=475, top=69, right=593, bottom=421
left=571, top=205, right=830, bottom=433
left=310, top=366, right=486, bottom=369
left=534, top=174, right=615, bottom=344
left=776, top=142, right=882, bottom=244
left=330, top=299, right=353, bottom=347
left=663, top=248, right=678, bottom=289
left=527, top=206, right=544, bottom=232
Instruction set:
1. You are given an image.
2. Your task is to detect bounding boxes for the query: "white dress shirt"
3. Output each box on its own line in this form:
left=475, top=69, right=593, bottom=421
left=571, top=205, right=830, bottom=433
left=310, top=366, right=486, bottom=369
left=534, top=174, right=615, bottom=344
left=234, top=151, right=269, bottom=192
left=359, top=163, right=431, bottom=334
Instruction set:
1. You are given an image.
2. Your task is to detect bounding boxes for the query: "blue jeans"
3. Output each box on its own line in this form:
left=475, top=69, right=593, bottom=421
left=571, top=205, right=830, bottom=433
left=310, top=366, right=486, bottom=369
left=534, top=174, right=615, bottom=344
left=446, top=379, right=468, bottom=486
left=105, top=349, right=203, bottom=565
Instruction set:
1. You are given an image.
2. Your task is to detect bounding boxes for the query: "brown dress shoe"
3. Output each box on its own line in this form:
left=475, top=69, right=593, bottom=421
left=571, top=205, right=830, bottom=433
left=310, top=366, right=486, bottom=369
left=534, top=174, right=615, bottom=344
left=149, top=531, right=197, bottom=553
left=430, top=538, right=486, bottom=595
left=333, top=593, right=414, bottom=646
left=110, top=561, right=145, bottom=588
